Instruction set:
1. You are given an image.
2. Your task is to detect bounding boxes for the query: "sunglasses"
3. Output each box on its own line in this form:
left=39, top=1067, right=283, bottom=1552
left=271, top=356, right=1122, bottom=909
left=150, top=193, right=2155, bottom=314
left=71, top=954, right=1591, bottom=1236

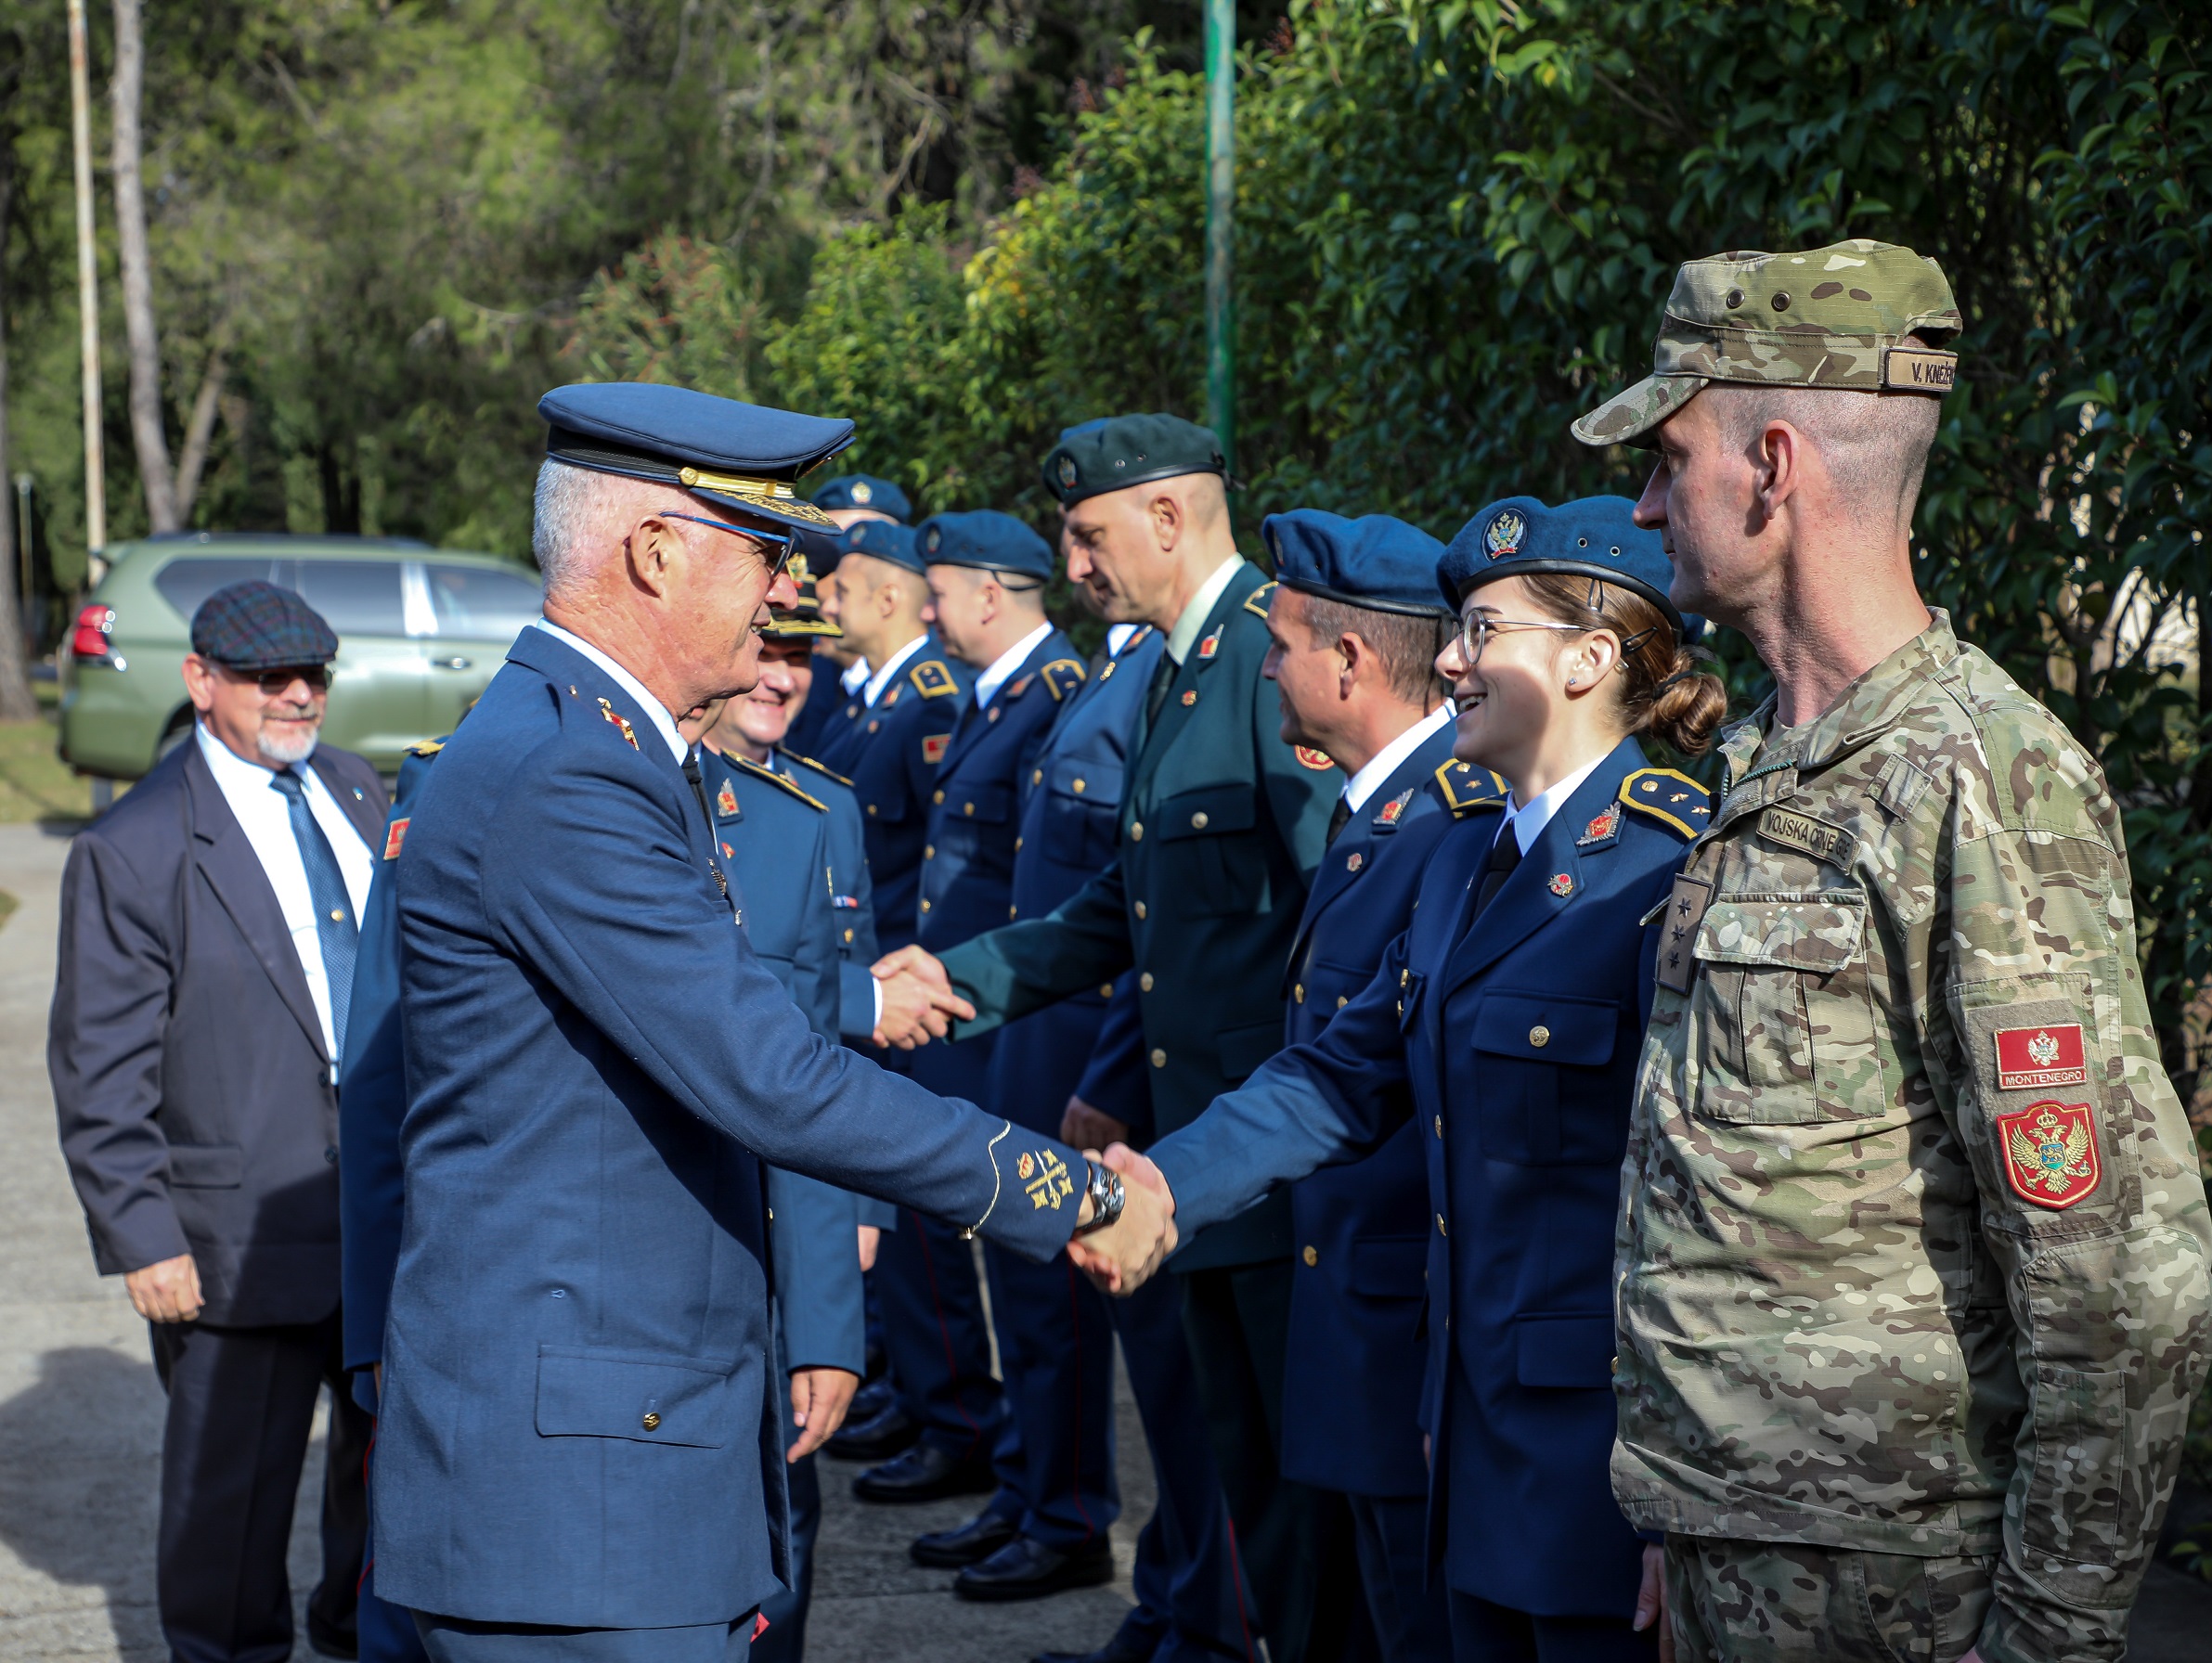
left=224, top=664, right=331, bottom=695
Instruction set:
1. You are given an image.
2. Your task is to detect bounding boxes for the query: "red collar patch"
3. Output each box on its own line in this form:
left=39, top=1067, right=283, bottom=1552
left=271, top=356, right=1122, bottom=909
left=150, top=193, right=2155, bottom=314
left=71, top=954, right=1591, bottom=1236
left=1579, top=804, right=1623, bottom=844
left=922, top=732, right=950, bottom=765
left=1547, top=871, right=1574, bottom=897
left=1197, top=627, right=1222, bottom=661
left=1995, top=1024, right=2087, bottom=1090
left=1997, top=1100, right=2101, bottom=1209
left=715, top=781, right=739, bottom=819
left=382, top=818, right=409, bottom=861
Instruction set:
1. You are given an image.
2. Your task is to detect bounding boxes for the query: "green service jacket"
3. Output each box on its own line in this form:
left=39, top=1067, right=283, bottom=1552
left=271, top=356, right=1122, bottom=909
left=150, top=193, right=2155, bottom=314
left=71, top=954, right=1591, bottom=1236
left=938, top=561, right=1338, bottom=1269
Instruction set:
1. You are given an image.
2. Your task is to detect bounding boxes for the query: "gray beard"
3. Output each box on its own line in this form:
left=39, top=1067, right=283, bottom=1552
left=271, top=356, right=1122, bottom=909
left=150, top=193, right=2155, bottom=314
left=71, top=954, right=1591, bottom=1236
left=255, top=719, right=322, bottom=767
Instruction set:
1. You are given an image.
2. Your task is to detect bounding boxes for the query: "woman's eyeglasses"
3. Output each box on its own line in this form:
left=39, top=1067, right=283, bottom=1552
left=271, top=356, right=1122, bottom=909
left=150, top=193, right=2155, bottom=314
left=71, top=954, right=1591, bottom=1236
left=1452, top=612, right=1595, bottom=667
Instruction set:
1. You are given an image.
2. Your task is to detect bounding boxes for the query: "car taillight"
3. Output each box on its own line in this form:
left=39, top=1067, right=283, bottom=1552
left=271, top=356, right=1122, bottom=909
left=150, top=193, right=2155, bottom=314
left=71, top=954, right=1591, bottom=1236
left=71, top=603, right=117, bottom=662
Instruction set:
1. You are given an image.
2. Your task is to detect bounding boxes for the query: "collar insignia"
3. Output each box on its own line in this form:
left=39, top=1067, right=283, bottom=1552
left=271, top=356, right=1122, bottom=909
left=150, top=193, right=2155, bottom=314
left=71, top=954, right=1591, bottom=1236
left=1197, top=627, right=1222, bottom=660
left=1374, top=789, right=1415, bottom=829
left=597, top=698, right=640, bottom=750
left=382, top=818, right=409, bottom=860
left=716, top=781, right=740, bottom=819
left=1548, top=871, right=1575, bottom=897
left=1578, top=803, right=1623, bottom=844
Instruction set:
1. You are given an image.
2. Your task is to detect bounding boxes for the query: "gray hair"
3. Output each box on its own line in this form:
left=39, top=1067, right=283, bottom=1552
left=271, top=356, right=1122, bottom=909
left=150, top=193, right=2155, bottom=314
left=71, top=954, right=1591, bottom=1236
left=532, top=458, right=603, bottom=598
left=1706, top=384, right=1942, bottom=533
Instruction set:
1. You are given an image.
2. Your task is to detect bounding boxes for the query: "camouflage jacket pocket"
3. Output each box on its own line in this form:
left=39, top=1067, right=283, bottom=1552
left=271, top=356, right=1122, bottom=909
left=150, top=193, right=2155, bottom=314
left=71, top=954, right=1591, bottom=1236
left=1690, top=891, right=1884, bottom=1125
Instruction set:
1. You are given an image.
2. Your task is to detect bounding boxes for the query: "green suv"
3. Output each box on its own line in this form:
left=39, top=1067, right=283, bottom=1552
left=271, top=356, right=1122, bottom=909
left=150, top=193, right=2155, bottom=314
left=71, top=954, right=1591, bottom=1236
left=59, top=533, right=544, bottom=779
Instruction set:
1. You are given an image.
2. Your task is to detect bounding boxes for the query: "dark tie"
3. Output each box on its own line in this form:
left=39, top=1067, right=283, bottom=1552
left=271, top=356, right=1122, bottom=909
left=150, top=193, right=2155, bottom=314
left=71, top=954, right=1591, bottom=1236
left=268, top=768, right=359, bottom=1063
left=1145, top=653, right=1178, bottom=724
left=682, top=747, right=714, bottom=832
left=1326, top=795, right=1353, bottom=846
left=1472, top=824, right=1522, bottom=917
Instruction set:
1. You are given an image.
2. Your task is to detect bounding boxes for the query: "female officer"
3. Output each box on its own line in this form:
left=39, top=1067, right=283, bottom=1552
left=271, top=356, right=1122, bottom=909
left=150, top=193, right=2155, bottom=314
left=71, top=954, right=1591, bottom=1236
left=1124, top=494, right=1727, bottom=1663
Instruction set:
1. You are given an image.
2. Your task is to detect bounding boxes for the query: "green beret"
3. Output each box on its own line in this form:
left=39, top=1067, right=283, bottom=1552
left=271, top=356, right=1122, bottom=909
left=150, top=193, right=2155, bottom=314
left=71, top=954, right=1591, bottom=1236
left=1041, top=414, right=1225, bottom=509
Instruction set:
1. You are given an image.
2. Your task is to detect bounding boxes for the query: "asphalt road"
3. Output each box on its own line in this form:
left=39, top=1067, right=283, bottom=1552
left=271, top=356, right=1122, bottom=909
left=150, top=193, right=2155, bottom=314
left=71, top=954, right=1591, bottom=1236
left=2, top=819, right=2207, bottom=1661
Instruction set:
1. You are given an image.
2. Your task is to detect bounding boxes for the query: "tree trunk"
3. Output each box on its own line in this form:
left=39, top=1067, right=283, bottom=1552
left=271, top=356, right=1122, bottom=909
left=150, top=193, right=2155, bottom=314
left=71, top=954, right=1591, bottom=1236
left=173, top=318, right=228, bottom=522
left=111, top=0, right=178, bottom=533
left=0, top=140, right=45, bottom=721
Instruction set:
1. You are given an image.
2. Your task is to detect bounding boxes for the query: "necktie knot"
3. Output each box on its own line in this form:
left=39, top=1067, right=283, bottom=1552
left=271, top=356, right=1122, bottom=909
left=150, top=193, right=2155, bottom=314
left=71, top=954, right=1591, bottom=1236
left=1472, top=822, right=1522, bottom=918
left=1326, top=795, right=1353, bottom=846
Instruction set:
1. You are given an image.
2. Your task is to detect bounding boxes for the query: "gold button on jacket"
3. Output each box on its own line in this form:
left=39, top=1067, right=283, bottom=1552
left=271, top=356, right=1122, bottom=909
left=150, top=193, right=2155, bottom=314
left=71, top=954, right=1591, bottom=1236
left=1150, top=1049, right=1167, bottom=1068
left=1301, top=1244, right=1318, bottom=1268
left=640, top=1412, right=661, bottom=1431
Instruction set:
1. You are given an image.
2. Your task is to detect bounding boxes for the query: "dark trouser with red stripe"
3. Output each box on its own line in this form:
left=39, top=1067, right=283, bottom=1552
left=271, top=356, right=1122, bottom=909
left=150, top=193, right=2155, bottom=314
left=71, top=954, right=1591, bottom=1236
left=980, top=1239, right=1119, bottom=1550
left=874, top=1206, right=1021, bottom=1502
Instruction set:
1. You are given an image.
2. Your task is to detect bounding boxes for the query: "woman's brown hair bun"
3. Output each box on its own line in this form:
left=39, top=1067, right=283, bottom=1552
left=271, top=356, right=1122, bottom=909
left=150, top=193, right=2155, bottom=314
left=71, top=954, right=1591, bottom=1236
left=1515, top=573, right=1729, bottom=754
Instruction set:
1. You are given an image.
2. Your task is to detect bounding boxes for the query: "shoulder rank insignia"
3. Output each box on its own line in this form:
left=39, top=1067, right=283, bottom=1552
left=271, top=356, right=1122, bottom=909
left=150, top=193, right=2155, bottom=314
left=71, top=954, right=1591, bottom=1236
left=1294, top=745, right=1336, bottom=771
left=777, top=747, right=852, bottom=788
left=922, top=732, right=950, bottom=766
left=715, top=780, right=740, bottom=819
left=1620, top=767, right=1713, bottom=838
left=1243, top=580, right=1277, bottom=619
left=597, top=698, right=640, bottom=750
left=1040, top=658, right=1087, bottom=701
left=1432, top=759, right=1508, bottom=818
left=911, top=660, right=960, bottom=700
left=733, top=754, right=826, bottom=811
left=1372, top=788, right=1416, bottom=831
left=406, top=738, right=445, bottom=758
left=382, top=818, right=410, bottom=861
left=1196, top=626, right=1222, bottom=661
left=1577, top=803, right=1623, bottom=846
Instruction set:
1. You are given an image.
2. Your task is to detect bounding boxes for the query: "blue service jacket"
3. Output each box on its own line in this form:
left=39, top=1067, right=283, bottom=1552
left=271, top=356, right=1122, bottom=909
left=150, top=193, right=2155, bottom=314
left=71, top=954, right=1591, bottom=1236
left=373, top=627, right=1086, bottom=1630
left=990, top=627, right=1163, bottom=1135
left=778, top=645, right=846, bottom=761
left=812, top=638, right=969, bottom=954
left=1149, top=737, right=1706, bottom=1615
left=1279, top=724, right=1497, bottom=1500
left=938, top=565, right=1339, bottom=1270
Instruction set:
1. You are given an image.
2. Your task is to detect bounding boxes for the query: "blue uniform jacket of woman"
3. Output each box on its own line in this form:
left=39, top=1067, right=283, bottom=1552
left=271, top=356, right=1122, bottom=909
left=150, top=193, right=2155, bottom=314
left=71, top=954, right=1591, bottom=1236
left=1148, top=734, right=1710, bottom=1618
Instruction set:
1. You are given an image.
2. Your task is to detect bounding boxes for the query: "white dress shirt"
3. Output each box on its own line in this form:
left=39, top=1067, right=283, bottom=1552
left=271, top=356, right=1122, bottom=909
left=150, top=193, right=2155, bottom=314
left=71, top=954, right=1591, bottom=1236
left=1106, top=624, right=1141, bottom=657
left=531, top=619, right=687, bottom=764
left=973, top=621, right=1054, bottom=709
left=840, top=658, right=873, bottom=695
left=863, top=635, right=932, bottom=707
left=1164, top=557, right=1246, bottom=664
left=1340, top=704, right=1455, bottom=816
left=195, top=724, right=375, bottom=1067
left=1494, top=751, right=1610, bottom=855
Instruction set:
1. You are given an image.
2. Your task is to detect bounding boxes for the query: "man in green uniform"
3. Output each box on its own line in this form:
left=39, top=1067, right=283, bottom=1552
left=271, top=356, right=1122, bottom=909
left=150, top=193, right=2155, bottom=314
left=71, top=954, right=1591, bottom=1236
left=878, top=414, right=1352, bottom=1662
left=1575, top=239, right=2212, bottom=1663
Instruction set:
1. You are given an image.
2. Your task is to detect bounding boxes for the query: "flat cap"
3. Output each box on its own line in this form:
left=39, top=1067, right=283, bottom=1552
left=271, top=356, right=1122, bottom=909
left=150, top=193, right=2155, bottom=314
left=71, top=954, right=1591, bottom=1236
left=1574, top=239, right=1961, bottom=449
left=762, top=551, right=842, bottom=639
left=835, top=519, right=926, bottom=576
left=538, top=381, right=854, bottom=539
left=810, top=473, right=912, bottom=522
left=918, top=510, right=1054, bottom=583
left=190, top=580, right=341, bottom=670
left=1041, top=414, right=1224, bottom=509
left=1263, top=510, right=1451, bottom=619
left=1442, top=495, right=1697, bottom=642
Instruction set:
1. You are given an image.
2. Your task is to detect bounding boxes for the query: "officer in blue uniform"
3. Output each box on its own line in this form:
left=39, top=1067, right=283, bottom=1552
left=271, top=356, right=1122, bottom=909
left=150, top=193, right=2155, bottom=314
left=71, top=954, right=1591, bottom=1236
left=373, top=383, right=1158, bottom=1661
left=788, top=473, right=910, bottom=761
left=1125, top=496, right=1727, bottom=1663
left=1260, top=510, right=1486, bottom=1661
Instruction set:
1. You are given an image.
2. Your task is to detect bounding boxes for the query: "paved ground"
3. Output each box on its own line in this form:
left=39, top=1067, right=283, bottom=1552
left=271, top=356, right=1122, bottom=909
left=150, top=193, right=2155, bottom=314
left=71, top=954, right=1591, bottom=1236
left=2, top=817, right=2208, bottom=1661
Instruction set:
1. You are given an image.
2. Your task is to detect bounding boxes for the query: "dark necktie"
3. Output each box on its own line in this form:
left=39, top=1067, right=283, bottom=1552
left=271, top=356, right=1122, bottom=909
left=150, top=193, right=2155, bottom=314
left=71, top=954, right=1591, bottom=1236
left=1472, top=823, right=1522, bottom=917
left=1145, top=653, right=1178, bottom=724
left=268, top=768, right=359, bottom=1063
left=682, top=746, right=714, bottom=832
left=1326, top=794, right=1353, bottom=846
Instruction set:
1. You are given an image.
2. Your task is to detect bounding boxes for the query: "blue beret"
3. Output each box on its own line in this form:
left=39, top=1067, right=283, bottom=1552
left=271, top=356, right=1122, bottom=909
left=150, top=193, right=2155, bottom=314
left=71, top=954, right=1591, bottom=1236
left=835, top=519, right=926, bottom=576
left=1263, top=510, right=1451, bottom=619
left=1041, top=414, right=1224, bottom=509
left=190, top=580, right=341, bottom=670
left=1440, top=495, right=1694, bottom=641
left=917, top=510, right=1054, bottom=583
left=537, top=382, right=853, bottom=542
left=810, top=474, right=912, bottom=522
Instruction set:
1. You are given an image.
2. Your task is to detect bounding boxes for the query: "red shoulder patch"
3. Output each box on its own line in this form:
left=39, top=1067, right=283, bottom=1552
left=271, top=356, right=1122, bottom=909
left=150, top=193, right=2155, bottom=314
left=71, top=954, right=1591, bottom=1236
left=1996, top=1099, right=2101, bottom=1209
left=922, top=732, right=950, bottom=765
left=382, top=818, right=409, bottom=861
left=1994, top=1024, right=2087, bottom=1090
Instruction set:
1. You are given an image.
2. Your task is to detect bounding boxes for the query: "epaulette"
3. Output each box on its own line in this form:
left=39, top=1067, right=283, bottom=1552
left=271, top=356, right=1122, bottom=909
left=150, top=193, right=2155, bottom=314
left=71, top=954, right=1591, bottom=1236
left=1040, top=658, right=1086, bottom=702
left=910, top=660, right=960, bottom=699
left=1619, top=767, right=1712, bottom=838
left=1243, top=581, right=1277, bottom=619
left=406, top=738, right=445, bottom=758
left=777, top=746, right=851, bottom=788
left=732, top=754, right=826, bottom=812
left=1433, top=759, right=1508, bottom=818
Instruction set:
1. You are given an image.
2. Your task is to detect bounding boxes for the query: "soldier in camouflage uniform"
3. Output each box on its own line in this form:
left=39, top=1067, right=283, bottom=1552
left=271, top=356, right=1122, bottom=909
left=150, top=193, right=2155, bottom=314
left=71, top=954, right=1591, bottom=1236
left=1574, top=240, right=2212, bottom=1663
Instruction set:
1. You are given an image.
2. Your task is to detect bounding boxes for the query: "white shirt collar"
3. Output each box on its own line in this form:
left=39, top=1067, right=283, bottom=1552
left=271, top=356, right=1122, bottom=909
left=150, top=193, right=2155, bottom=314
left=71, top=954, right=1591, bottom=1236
left=1106, top=623, right=1141, bottom=657
left=1341, top=703, right=1455, bottom=815
left=1498, top=751, right=1610, bottom=855
left=973, top=621, right=1054, bottom=709
left=1165, top=557, right=1246, bottom=664
left=840, top=658, right=872, bottom=694
left=863, top=635, right=931, bottom=706
left=531, top=619, right=687, bottom=764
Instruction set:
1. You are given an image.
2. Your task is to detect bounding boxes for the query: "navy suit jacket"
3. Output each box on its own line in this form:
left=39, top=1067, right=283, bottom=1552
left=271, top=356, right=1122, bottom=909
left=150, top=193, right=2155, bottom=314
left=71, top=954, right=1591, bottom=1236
left=812, top=637, right=968, bottom=954
left=373, top=626, right=1084, bottom=1629
left=1279, top=723, right=1498, bottom=1499
left=1150, top=737, right=1704, bottom=1615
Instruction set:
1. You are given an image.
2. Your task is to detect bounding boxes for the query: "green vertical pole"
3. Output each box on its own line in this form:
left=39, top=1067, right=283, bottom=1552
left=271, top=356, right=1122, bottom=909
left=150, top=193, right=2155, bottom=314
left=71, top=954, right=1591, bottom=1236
left=1204, top=0, right=1235, bottom=487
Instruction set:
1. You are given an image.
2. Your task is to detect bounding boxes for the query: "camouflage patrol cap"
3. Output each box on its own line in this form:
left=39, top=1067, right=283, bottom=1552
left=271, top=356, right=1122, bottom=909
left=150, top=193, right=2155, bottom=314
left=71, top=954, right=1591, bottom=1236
left=1572, top=239, right=1962, bottom=449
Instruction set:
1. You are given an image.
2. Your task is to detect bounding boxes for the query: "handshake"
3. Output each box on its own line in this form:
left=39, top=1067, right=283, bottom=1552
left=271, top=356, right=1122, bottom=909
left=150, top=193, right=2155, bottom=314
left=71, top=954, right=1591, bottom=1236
left=868, top=946, right=1180, bottom=1293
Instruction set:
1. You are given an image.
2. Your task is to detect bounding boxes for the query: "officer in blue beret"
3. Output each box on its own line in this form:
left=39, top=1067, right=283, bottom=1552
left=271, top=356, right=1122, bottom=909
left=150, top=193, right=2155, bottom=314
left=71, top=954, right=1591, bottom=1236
left=878, top=415, right=1348, bottom=1663
left=1099, top=495, right=1728, bottom=1663
left=1260, top=509, right=1489, bottom=1662
left=789, top=474, right=910, bottom=758
left=372, top=382, right=1171, bottom=1662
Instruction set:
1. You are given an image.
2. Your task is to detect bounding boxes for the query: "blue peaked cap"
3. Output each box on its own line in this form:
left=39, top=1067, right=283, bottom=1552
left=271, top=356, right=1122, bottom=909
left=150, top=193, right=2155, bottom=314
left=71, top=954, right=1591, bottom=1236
left=835, top=518, right=926, bottom=575
left=810, top=473, right=912, bottom=522
left=917, top=510, right=1055, bottom=583
left=538, top=381, right=853, bottom=541
left=1440, top=494, right=1701, bottom=643
left=1263, top=509, right=1452, bottom=618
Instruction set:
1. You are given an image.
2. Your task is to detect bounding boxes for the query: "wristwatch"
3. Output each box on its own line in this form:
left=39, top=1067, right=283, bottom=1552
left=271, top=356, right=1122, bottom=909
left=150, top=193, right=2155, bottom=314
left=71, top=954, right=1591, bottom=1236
left=1071, top=1159, right=1125, bottom=1237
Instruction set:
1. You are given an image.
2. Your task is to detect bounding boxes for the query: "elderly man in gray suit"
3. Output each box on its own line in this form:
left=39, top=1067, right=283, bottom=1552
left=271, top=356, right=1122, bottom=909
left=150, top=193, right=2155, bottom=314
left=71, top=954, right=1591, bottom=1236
left=50, top=580, right=389, bottom=1663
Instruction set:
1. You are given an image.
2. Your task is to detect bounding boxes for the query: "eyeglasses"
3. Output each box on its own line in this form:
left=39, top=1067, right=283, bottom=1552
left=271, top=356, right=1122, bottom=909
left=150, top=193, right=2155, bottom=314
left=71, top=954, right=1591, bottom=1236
left=663, top=511, right=797, bottom=581
left=225, top=664, right=330, bottom=695
left=1451, top=612, right=1595, bottom=668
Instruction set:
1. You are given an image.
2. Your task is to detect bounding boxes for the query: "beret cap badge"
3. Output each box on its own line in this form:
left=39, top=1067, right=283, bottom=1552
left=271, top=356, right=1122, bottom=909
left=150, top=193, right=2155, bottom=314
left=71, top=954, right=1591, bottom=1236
left=1056, top=455, right=1080, bottom=488
left=1484, top=509, right=1526, bottom=561
left=850, top=480, right=873, bottom=505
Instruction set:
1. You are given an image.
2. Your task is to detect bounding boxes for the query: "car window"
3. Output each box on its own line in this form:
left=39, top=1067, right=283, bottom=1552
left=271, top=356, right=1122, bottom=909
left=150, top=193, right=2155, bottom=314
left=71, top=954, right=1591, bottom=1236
left=426, top=563, right=543, bottom=644
left=290, top=561, right=407, bottom=638
left=152, top=557, right=279, bottom=622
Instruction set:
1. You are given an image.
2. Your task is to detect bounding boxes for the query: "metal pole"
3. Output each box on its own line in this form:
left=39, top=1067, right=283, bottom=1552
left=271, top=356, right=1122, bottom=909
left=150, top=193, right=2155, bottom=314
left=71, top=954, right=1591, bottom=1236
left=1203, top=0, right=1235, bottom=487
left=68, top=0, right=106, bottom=555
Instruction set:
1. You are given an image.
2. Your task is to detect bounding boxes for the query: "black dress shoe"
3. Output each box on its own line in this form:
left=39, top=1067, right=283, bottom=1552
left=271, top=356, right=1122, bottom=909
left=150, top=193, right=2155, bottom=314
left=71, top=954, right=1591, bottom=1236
left=304, top=1611, right=359, bottom=1661
left=910, top=1508, right=1020, bottom=1567
left=851, top=1439, right=997, bottom=1503
left=953, top=1534, right=1116, bottom=1603
left=847, top=1376, right=899, bottom=1424
left=1032, top=1612, right=1167, bottom=1663
left=824, top=1400, right=918, bottom=1463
